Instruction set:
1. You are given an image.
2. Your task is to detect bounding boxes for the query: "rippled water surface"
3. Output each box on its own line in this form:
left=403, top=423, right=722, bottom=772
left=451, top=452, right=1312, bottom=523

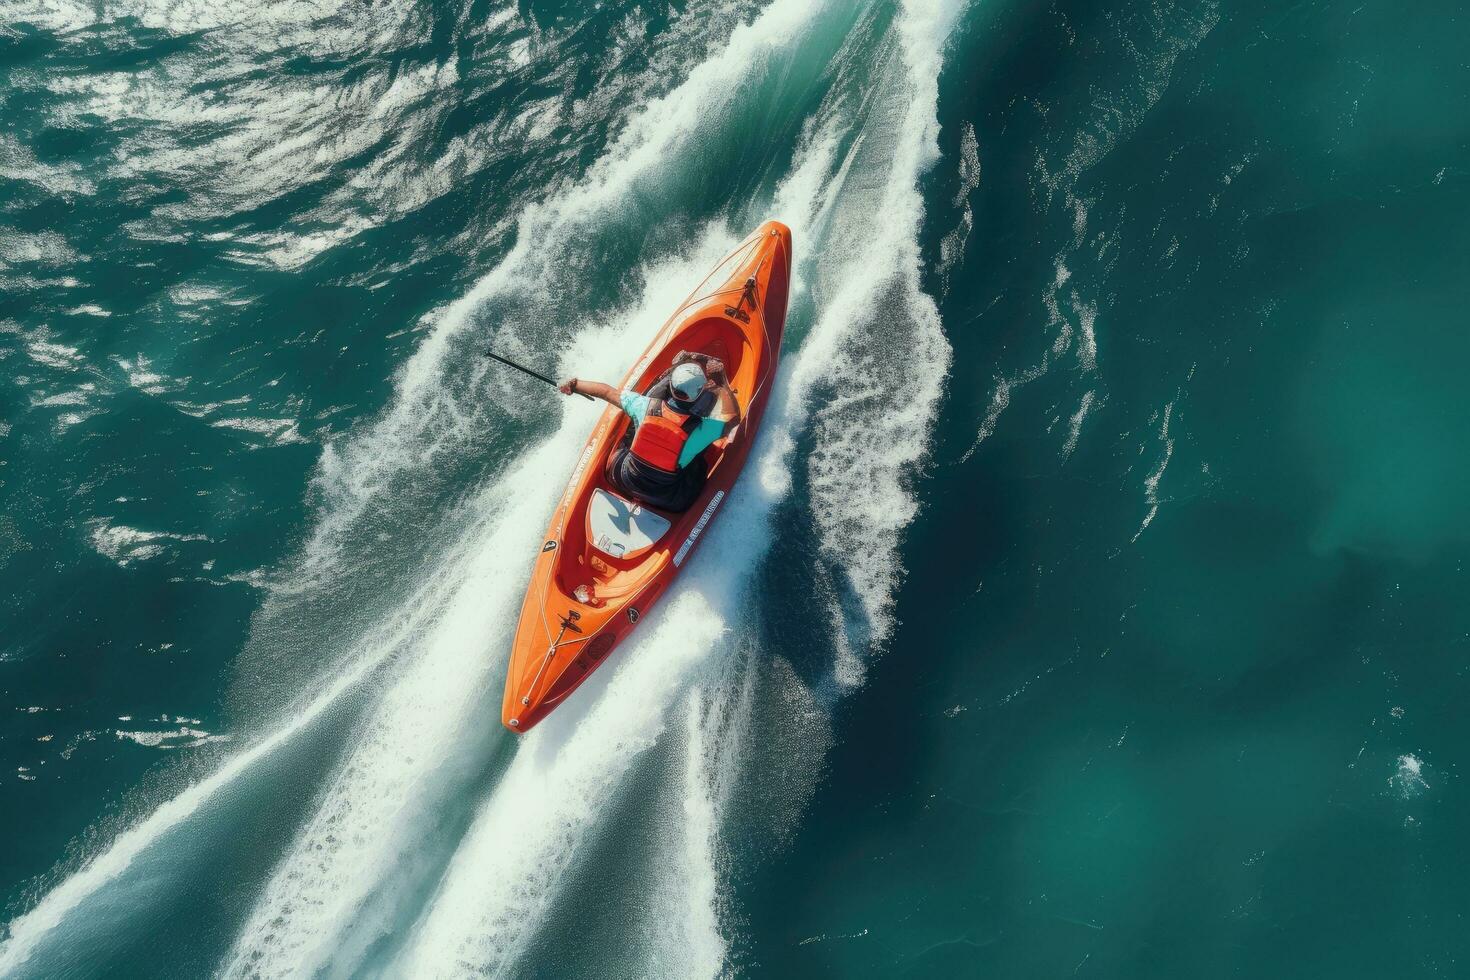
left=3, top=0, right=1469, bottom=976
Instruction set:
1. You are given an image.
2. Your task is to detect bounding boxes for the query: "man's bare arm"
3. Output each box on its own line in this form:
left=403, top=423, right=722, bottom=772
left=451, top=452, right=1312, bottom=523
left=559, top=377, right=621, bottom=407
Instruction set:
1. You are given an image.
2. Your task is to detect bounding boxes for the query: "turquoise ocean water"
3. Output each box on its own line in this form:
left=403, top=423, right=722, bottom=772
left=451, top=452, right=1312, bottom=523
left=3, top=0, right=1469, bottom=976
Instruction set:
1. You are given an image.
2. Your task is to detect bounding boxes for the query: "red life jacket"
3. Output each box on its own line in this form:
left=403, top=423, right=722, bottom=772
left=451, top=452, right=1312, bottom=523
left=629, top=399, right=703, bottom=473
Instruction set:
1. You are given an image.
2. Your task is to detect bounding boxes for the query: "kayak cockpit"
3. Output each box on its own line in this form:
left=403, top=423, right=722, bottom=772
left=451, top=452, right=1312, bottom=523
left=550, top=296, right=767, bottom=603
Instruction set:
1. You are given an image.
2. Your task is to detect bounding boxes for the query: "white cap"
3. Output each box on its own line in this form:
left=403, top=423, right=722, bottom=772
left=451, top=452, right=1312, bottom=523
left=670, top=362, right=706, bottom=401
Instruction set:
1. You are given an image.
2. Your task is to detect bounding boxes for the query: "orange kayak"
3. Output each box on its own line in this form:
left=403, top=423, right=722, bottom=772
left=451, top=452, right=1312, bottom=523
left=501, top=221, right=792, bottom=733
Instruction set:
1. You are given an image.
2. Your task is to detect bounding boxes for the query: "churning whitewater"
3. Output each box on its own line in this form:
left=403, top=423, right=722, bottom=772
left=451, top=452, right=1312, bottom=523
left=0, top=1, right=959, bottom=976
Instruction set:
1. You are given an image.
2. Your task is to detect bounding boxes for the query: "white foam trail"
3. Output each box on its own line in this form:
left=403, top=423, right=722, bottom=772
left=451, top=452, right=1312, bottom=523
left=390, top=350, right=813, bottom=973
left=393, top=3, right=964, bottom=966
left=391, top=591, right=729, bottom=978
left=218, top=455, right=551, bottom=978
left=5, top=1, right=960, bottom=974
left=387, top=222, right=810, bottom=980
left=385, top=204, right=835, bottom=976
left=219, top=234, right=739, bottom=977
left=794, top=0, right=959, bottom=653
left=25, top=21, right=833, bottom=962
left=641, top=655, right=762, bottom=977
left=652, top=692, right=727, bottom=978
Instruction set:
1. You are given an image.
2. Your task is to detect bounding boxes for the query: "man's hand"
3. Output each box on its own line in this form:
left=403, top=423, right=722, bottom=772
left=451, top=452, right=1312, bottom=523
left=558, top=377, right=620, bottom=407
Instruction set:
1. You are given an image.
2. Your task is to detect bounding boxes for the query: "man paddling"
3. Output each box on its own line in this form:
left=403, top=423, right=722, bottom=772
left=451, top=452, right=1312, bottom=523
left=559, top=352, right=738, bottom=512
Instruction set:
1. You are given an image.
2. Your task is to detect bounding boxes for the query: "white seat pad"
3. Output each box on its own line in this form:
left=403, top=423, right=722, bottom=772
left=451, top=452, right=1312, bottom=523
left=587, top=488, right=671, bottom=559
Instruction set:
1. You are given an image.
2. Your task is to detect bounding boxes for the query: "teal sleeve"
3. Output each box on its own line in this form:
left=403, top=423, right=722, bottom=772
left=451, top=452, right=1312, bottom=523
left=677, top=416, right=728, bottom=468
left=619, top=390, right=649, bottom=424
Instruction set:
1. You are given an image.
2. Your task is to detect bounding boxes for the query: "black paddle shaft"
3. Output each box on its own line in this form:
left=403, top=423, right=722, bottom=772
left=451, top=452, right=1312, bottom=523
left=485, top=349, right=594, bottom=400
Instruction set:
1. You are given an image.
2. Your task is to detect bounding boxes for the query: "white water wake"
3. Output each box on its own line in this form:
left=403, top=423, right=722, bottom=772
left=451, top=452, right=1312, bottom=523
left=218, top=238, right=744, bottom=979
left=1, top=4, right=828, bottom=972
left=389, top=1, right=963, bottom=974
left=218, top=0, right=861, bottom=967
left=0, top=0, right=961, bottom=975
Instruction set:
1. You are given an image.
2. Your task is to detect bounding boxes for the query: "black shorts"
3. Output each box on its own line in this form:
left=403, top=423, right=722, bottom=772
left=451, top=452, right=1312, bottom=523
left=607, top=443, right=707, bottom=513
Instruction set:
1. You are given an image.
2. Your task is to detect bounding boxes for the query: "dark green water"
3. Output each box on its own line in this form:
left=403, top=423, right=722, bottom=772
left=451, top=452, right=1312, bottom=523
left=3, top=0, right=1469, bottom=976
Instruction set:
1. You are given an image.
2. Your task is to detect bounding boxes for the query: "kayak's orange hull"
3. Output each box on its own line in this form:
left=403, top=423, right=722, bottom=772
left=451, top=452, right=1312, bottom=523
left=501, top=222, right=792, bottom=733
